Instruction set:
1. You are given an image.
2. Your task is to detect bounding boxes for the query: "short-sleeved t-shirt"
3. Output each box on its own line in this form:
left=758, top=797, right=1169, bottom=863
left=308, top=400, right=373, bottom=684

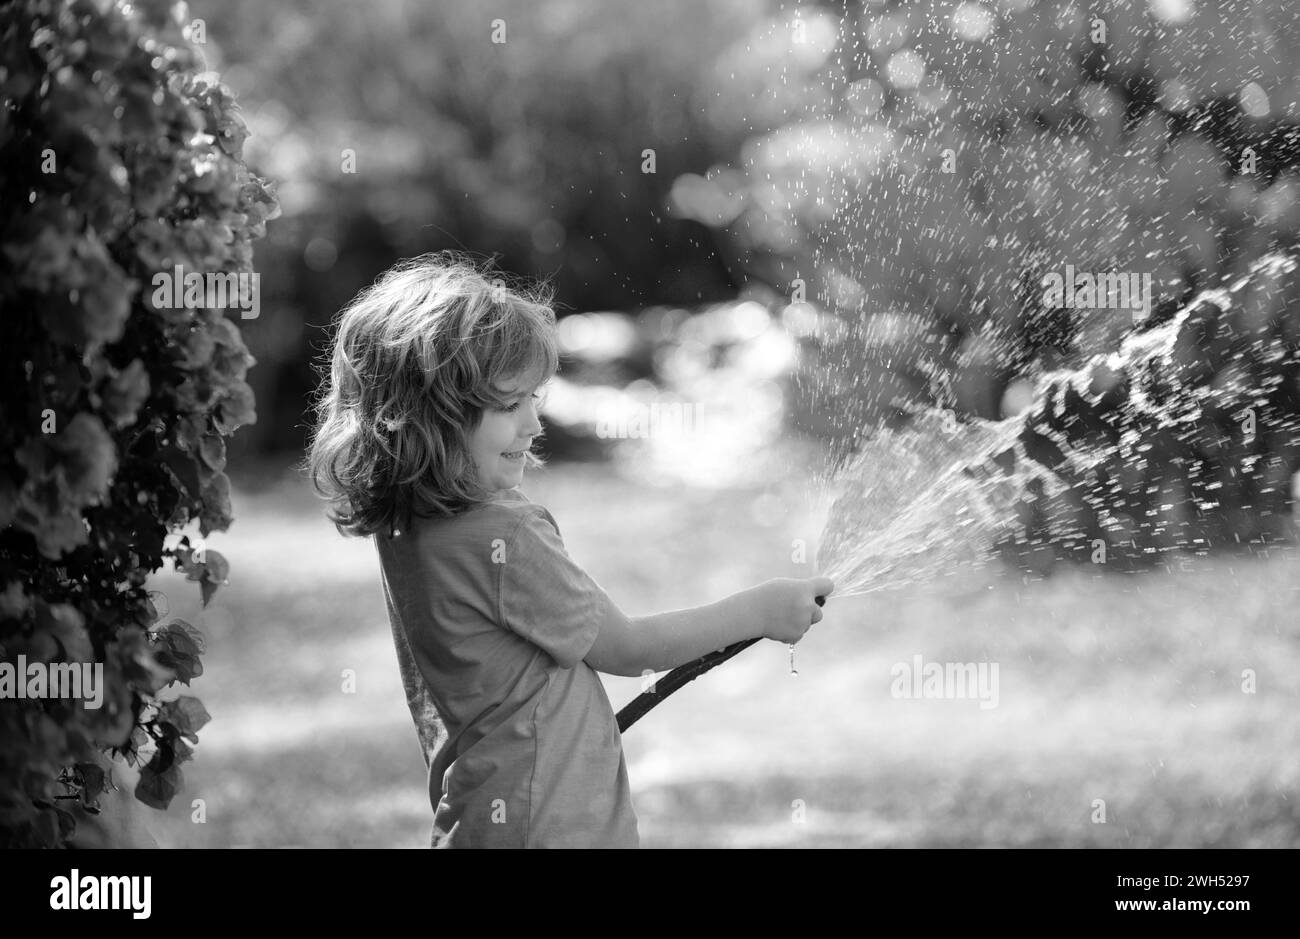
left=374, top=488, right=640, bottom=848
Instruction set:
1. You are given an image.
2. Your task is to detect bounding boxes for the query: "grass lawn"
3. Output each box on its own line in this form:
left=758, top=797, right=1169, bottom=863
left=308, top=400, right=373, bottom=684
left=119, top=448, right=1300, bottom=848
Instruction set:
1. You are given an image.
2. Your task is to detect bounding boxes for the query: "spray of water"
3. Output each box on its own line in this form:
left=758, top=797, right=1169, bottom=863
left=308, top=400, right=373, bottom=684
left=816, top=408, right=1038, bottom=597
left=815, top=252, right=1300, bottom=599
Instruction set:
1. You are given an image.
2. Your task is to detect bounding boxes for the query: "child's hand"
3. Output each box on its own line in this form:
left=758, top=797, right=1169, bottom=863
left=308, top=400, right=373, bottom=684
left=750, top=576, right=834, bottom=645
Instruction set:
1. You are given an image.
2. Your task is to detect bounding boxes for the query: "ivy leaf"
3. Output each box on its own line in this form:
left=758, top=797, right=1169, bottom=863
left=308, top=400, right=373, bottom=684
left=213, top=380, right=256, bottom=434
left=199, top=471, right=233, bottom=536
left=202, top=550, right=229, bottom=583
left=173, top=375, right=217, bottom=412
left=171, top=736, right=195, bottom=766
left=118, top=725, right=152, bottom=768
left=76, top=761, right=107, bottom=795
left=172, top=414, right=207, bottom=454
left=134, top=759, right=183, bottom=811
left=118, top=625, right=177, bottom=694
left=149, top=619, right=205, bottom=685
left=160, top=445, right=202, bottom=499
left=197, top=434, right=226, bottom=473
left=175, top=542, right=205, bottom=581
left=208, top=320, right=255, bottom=382
left=157, top=695, right=210, bottom=744
left=132, top=593, right=161, bottom=628
left=200, top=549, right=228, bottom=606
left=73, top=760, right=109, bottom=809
left=151, top=730, right=178, bottom=774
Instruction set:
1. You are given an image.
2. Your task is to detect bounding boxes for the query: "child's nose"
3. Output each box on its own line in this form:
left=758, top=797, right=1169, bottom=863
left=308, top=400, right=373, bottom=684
left=522, top=404, right=543, bottom=435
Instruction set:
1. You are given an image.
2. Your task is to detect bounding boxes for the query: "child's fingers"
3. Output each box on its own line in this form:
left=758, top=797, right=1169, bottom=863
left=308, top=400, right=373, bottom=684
left=810, top=575, right=835, bottom=599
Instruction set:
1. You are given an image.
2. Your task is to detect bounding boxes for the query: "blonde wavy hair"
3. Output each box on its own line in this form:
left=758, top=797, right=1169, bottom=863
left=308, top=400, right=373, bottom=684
left=306, top=251, right=559, bottom=536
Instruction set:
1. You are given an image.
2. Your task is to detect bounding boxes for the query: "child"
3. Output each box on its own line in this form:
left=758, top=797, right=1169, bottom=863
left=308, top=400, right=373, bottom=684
left=306, top=251, right=832, bottom=848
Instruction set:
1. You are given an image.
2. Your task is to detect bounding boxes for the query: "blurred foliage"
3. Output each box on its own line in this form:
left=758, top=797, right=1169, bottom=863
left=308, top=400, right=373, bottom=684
left=1004, top=253, right=1300, bottom=568
left=180, top=0, right=812, bottom=461
left=0, top=0, right=274, bottom=845
left=673, top=0, right=1300, bottom=438
left=119, top=1, right=1300, bottom=473
left=669, top=0, right=1300, bottom=558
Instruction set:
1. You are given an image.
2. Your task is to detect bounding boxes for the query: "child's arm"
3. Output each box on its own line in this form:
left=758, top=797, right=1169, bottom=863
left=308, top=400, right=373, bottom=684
left=585, top=576, right=833, bottom=677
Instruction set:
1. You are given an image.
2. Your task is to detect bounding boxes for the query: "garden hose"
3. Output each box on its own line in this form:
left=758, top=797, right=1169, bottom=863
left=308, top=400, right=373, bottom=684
left=616, top=596, right=825, bottom=733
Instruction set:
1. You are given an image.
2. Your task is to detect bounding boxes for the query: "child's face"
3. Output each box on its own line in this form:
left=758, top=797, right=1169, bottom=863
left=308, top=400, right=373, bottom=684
left=468, top=373, right=545, bottom=492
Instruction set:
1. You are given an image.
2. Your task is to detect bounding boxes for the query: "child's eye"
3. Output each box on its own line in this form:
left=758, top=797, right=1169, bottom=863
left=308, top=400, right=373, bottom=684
left=500, top=391, right=544, bottom=413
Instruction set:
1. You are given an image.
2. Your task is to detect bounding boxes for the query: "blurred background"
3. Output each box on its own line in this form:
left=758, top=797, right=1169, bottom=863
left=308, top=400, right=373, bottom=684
left=121, top=0, right=1300, bottom=846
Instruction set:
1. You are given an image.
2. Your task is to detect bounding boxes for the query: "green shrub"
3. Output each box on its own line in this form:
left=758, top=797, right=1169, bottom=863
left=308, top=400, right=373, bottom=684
left=0, top=0, right=278, bottom=847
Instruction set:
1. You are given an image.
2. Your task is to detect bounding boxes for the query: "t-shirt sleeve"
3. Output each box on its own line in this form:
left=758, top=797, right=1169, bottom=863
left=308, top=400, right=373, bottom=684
left=496, top=506, right=623, bottom=669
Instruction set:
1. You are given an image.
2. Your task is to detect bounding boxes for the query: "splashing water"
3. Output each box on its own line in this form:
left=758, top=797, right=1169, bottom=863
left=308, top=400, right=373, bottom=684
left=815, top=407, right=1042, bottom=598
left=815, top=252, right=1300, bottom=599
